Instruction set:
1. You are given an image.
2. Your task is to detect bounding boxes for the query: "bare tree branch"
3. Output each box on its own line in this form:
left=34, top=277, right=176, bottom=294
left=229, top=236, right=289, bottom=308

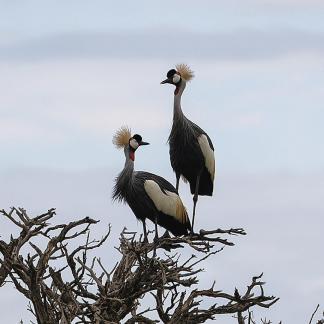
left=0, top=208, right=278, bottom=324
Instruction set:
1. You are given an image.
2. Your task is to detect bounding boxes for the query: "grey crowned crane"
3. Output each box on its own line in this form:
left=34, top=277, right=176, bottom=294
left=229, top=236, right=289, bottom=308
left=161, top=64, right=215, bottom=232
left=112, top=126, right=191, bottom=241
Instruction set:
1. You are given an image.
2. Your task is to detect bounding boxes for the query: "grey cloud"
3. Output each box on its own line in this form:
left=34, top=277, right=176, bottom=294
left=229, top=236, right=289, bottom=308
left=1, top=30, right=324, bottom=62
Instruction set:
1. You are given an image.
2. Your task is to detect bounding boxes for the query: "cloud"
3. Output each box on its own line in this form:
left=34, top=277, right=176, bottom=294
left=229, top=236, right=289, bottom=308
left=1, top=53, right=324, bottom=172
left=0, top=59, right=170, bottom=144
left=250, top=0, right=324, bottom=5
left=1, top=30, right=324, bottom=62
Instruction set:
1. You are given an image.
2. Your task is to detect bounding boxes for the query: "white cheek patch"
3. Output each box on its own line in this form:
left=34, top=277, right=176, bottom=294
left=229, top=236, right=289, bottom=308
left=144, top=180, right=188, bottom=224
left=198, top=134, right=215, bottom=181
left=129, top=138, right=139, bottom=150
left=173, top=74, right=181, bottom=84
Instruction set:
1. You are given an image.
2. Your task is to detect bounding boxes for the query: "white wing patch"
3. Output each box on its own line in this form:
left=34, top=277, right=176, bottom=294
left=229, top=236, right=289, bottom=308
left=144, top=180, right=188, bottom=224
left=198, top=134, right=215, bottom=181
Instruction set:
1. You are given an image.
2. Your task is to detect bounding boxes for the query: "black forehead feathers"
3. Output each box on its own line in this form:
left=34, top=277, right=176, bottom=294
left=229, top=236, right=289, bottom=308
left=132, top=134, right=142, bottom=143
left=167, top=69, right=177, bottom=78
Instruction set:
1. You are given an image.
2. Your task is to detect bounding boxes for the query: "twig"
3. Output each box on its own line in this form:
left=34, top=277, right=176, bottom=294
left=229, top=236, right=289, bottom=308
left=309, top=304, right=320, bottom=324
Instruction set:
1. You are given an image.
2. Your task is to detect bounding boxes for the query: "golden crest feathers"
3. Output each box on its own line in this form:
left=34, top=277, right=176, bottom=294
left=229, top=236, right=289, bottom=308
left=113, top=126, right=131, bottom=149
left=176, top=64, right=194, bottom=82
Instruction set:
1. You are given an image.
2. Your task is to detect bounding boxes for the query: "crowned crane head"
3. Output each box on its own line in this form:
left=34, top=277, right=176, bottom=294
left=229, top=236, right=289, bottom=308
left=113, top=126, right=149, bottom=161
left=161, top=64, right=194, bottom=95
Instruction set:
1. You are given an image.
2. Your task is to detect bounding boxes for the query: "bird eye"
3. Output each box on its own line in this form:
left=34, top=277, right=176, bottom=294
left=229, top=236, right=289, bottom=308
left=173, top=74, right=181, bottom=84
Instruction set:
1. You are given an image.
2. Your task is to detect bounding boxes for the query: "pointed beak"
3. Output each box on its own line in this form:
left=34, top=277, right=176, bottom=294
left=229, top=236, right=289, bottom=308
left=160, top=78, right=171, bottom=84
left=139, top=141, right=150, bottom=146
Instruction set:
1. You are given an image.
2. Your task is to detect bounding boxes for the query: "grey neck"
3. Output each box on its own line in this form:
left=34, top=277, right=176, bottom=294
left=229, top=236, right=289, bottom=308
left=119, top=147, right=134, bottom=184
left=173, top=81, right=186, bottom=121
left=113, top=146, right=135, bottom=201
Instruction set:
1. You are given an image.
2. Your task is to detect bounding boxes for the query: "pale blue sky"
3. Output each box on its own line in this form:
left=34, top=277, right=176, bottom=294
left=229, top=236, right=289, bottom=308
left=0, top=1, right=324, bottom=323
left=0, top=1, right=324, bottom=173
left=1, top=0, right=324, bottom=40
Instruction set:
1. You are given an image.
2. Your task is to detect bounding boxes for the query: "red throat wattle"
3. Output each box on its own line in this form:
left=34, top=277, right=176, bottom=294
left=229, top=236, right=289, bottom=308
left=129, top=151, right=135, bottom=161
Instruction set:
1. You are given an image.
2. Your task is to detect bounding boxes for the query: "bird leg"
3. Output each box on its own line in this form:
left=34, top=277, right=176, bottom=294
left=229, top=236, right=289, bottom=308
left=142, top=220, right=148, bottom=243
left=154, top=216, right=159, bottom=242
left=192, top=171, right=202, bottom=234
left=175, top=173, right=180, bottom=192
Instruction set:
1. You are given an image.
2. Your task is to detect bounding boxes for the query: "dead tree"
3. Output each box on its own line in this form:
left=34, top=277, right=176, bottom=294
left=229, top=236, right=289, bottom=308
left=309, top=304, right=324, bottom=324
left=0, top=207, right=279, bottom=323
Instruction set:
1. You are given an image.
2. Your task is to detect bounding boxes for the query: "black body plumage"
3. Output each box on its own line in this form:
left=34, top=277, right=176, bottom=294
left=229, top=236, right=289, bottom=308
left=113, top=170, right=191, bottom=236
left=169, top=117, right=214, bottom=196
left=161, top=66, right=215, bottom=199
left=161, top=64, right=215, bottom=231
left=112, top=132, right=191, bottom=237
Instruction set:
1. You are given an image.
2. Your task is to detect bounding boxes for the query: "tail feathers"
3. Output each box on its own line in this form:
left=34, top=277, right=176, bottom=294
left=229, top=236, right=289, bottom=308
left=157, top=212, right=191, bottom=236
left=189, top=168, right=214, bottom=196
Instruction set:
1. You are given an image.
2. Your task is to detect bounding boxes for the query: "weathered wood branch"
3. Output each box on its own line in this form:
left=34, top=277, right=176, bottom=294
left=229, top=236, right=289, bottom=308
left=0, top=207, right=278, bottom=324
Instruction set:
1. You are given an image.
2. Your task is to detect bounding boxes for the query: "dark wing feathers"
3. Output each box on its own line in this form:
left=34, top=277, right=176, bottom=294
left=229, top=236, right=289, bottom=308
left=134, top=171, right=178, bottom=194
left=187, top=119, right=214, bottom=151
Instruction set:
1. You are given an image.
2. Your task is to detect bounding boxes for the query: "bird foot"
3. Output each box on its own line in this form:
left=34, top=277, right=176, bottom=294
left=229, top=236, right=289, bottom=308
left=189, top=230, right=198, bottom=237
left=161, top=230, right=171, bottom=239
